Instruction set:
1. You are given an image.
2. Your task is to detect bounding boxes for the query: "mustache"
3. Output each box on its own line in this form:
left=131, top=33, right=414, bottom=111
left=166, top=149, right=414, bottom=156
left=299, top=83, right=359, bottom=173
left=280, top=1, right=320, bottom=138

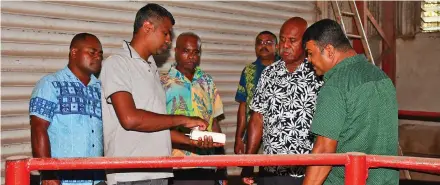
left=163, top=43, right=172, bottom=49
left=260, top=47, right=269, bottom=52
left=280, top=48, right=292, bottom=53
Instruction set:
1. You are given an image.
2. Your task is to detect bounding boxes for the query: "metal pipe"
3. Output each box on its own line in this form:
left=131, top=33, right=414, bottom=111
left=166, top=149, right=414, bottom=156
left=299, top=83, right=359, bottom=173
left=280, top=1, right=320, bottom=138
left=368, top=155, right=440, bottom=174
left=27, top=154, right=349, bottom=171
left=345, top=153, right=367, bottom=185
left=5, top=156, right=31, bottom=185
left=398, top=110, right=440, bottom=121
left=5, top=153, right=440, bottom=185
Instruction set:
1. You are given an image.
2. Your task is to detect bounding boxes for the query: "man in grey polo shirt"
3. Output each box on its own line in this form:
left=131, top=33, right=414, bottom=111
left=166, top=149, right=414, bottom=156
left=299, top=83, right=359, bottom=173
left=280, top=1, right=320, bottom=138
left=100, top=4, right=208, bottom=185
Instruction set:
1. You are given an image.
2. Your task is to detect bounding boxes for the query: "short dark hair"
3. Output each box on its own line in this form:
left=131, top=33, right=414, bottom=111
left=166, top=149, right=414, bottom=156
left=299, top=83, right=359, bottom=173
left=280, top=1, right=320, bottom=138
left=69, top=32, right=98, bottom=49
left=302, top=19, right=352, bottom=52
left=133, top=3, right=175, bottom=34
left=256, top=31, right=278, bottom=44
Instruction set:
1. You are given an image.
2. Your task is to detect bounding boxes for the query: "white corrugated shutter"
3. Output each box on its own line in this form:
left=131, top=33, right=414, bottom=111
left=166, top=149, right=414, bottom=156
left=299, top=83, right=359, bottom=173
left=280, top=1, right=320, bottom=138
left=1, top=1, right=317, bottom=181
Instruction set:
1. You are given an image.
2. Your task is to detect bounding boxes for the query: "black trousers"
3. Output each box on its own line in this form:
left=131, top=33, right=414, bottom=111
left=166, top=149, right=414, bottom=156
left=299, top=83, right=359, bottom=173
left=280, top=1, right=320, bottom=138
left=171, top=168, right=222, bottom=185
left=258, top=167, right=304, bottom=185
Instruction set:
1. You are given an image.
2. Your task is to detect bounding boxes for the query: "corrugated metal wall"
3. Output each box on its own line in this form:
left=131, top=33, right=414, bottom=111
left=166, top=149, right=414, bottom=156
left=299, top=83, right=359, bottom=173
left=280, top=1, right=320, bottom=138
left=1, top=1, right=317, bottom=182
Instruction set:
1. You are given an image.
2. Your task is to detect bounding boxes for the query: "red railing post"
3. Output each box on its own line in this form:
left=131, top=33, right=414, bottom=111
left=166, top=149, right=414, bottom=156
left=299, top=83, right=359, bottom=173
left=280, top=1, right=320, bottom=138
left=345, top=152, right=367, bottom=185
left=5, top=156, right=31, bottom=185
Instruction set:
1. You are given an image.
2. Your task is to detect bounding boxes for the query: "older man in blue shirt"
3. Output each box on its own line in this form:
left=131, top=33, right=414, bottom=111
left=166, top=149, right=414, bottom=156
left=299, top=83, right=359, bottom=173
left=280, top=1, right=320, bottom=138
left=29, top=33, right=104, bottom=185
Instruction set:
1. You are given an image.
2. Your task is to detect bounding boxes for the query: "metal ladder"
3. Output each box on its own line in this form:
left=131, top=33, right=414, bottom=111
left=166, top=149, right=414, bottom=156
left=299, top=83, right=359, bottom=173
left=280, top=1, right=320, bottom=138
left=331, top=0, right=375, bottom=65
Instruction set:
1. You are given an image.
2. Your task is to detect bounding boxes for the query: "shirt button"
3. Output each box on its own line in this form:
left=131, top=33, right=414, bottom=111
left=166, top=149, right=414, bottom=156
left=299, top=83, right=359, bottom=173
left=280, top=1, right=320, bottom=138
left=92, top=144, right=95, bottom=147
left=90, top=115, right=92, bottom=118
left=92, top=130, right=94, bottom=133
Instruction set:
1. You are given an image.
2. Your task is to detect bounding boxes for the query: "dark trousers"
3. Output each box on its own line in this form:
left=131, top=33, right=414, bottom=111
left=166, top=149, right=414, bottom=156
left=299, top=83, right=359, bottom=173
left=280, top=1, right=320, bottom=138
left=258, top=167, right=304, bottom=185
left=171, top=169, right=220, bottom=185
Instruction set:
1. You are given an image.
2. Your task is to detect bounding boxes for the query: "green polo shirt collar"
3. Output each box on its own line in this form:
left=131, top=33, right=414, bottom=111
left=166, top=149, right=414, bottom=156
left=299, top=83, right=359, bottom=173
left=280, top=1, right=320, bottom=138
left=324, top=54, right=367, bottom=81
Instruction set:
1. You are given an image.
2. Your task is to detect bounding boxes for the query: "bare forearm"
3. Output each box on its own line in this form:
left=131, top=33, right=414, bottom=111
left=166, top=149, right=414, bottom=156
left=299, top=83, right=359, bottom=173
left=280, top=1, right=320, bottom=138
left=212, top=118, right=226, bottom=154
left=303, top=136, right=338, bottom=185
left=242, top=112, right=259, bottom=180
left=170, top=130, right=191, bottom=145
left=123, top=110, right=185, bottom=132
left=235, top=102, right=247, bottom=140
left=111, top=92, right=189, bottom=132
left=30, top=117, right=58, bottom=183
left=212, top=117, right=222, bottom=133
left=31, top=129, right=51, bottom=158
left=246, top=113, right=263, bottom=154
left=30, top=117, right=51, bottom=158
left=303, top=166, right=332, bottom=185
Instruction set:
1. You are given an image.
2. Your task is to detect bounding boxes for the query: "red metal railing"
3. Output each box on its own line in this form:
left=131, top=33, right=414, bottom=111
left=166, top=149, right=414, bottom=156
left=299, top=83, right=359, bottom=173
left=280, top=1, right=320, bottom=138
left=5, top=153, right=440, bottom=185
left=399, top=110, right=440, bottom=121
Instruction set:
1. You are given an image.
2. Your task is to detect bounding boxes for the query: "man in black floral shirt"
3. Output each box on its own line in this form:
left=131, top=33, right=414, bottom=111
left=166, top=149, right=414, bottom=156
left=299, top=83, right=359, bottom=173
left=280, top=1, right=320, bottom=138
left=241, top=17, right=323, bottom=185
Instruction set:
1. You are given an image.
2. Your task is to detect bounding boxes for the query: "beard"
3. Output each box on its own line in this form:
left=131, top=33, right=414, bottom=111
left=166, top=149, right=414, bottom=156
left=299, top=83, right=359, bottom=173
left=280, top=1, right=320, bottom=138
left=155, top=43, right=171, bottom=55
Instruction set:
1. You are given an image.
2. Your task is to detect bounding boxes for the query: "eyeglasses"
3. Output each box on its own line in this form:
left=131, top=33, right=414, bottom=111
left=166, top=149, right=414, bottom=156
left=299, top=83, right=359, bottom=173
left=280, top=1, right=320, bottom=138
left=256, top=40, right=275, bottom=46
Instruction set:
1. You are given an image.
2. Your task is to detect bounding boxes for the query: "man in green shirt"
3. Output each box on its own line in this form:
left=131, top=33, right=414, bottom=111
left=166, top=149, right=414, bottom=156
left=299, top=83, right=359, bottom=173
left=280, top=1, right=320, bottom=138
left=301, top=19, right=399, bottom=185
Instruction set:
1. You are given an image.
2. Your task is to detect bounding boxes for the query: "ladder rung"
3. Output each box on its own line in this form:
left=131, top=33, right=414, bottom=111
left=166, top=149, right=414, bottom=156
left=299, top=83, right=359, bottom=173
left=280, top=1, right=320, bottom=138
left=346, top=33, right=362, bottom=39
left=341, top=11, right=355, bottom=16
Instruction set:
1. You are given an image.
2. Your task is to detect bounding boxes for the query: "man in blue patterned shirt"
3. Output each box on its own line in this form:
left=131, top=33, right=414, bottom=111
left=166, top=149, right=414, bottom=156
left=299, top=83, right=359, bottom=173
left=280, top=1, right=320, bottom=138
left=234, top=31, right=279, bottom=155
left=29, top=33, right=104, bottom=185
